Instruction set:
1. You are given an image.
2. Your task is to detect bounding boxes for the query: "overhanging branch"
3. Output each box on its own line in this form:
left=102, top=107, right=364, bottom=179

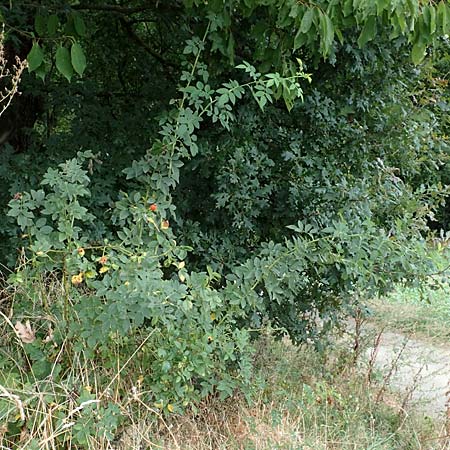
left=119, top=18, right=178, bottom=74
left=73, top=5, right=154, bottom=15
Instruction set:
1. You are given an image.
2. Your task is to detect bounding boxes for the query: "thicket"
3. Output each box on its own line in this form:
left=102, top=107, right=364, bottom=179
left=0, top=1, right=450, bottom=446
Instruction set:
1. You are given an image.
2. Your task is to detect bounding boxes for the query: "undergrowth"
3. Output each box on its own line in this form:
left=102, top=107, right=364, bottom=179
left=1, top=290, right=448, bottom=449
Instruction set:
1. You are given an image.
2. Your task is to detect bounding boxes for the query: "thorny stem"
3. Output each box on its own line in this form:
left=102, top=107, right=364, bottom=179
left=167, top=22, right=211, bottom=176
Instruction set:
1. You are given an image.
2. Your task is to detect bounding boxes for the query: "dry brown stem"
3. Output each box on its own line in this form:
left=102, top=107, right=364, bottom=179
left=0, top=25, right=28, bottom=118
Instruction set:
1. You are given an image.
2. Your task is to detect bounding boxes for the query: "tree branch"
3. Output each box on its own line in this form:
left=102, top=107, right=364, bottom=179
left=73, top=4, right=154, bottom=15
left=72, top=2, right=183, bottom=16
left=119, top=18, right=178, bottom=74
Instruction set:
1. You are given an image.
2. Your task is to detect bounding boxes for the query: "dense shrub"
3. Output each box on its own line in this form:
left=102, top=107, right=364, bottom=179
left=0, top=1, right=449, bottom=445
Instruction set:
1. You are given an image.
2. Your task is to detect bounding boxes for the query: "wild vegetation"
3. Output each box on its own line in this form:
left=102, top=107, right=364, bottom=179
left=1, top=0, right=450, bottom=448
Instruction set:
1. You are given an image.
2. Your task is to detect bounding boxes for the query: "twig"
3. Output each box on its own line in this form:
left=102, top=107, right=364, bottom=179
left=375, top=336, right=409, bottom=403
left=0, top=25, right=28, bottom=119
left=366, top=327, right=384, bottom=385
left=400, top=365, right=423, bottom=414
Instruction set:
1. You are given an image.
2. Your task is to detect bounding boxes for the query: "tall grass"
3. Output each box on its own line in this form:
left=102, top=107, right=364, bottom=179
left=1, top=315, right=448, bottom=449
left=1, top=268, right=449, bottom=449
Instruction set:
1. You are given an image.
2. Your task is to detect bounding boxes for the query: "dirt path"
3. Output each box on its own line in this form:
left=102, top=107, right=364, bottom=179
left=364, top=330, right=450, bottom=418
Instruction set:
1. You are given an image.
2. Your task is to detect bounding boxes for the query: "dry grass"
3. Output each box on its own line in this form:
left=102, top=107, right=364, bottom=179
left=1, top=282, right=449, bottom=449
left=116, top=397, right=304, bottom=450
left=115, top=335, right=450, bottom=450
left=1, top=338, right=449, bottom=449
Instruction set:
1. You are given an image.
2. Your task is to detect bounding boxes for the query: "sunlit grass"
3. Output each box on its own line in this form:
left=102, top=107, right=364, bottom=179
left=368, top=280, right=450, bottom=343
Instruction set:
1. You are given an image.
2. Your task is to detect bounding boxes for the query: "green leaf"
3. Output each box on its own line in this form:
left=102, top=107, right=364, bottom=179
left=73, top=14, right=87, bottom=37
left=438, top=1, right=449, bottom=34
left=56, top=46, right=73, bottom=82
left=395, top=9, right=407, bottom=33
left=64, top=17, right=77, bottom=37
left=34, top=15, right=47, bottom=36
left=343, top=0, right=353, bottom=17
left=282, top=87, right=294, bottom=112
left=47, top=15, right=59, bottom=37
left=422, top=5, right=431, bottom=26
left=375, top=0, right=390, bottom=16
left=389, top=16, right=402, bottom=40
left=35, top=63, right=47, bottom=82
left=335, top=27, right=344, bottom=44
left=293, top=28, right=307, bottom=51
left=411, top=41, right=426, bottom=64
left=357, top=15, right=377, bottom=48
left=71, top=42, right=87, bottom=76
left=418, top=15, right=431, bottom=40
left=227, top=33, right=235, bottom=65
left=446, top=3, right=450, bottom=34
left=27, top=43, right=44, bottom=72
left=300, top=8, right=314, bottom=34
left=320, top=13, right=334, bottom=56
left=406, top=0, right=419, bottom=17
left=429, top=5, right=436, bottom=34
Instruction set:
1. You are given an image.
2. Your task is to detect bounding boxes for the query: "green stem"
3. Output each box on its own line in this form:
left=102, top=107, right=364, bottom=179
left=62, top=253, right=69, bottom=323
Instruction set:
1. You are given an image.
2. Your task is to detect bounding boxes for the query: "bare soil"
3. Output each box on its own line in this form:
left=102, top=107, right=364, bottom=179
left=364, top=330, right=450, bottom=418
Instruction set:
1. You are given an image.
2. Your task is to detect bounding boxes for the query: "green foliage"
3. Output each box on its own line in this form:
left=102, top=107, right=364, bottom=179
left=25, top=10, right=87, bottom=81
left=8, top=0, right=450, bottom=88
left=0, top=2, right=450, bottom=446
left=4, top=151, right=257, bottom=430
left=2, top=64, right=306, bottom=447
